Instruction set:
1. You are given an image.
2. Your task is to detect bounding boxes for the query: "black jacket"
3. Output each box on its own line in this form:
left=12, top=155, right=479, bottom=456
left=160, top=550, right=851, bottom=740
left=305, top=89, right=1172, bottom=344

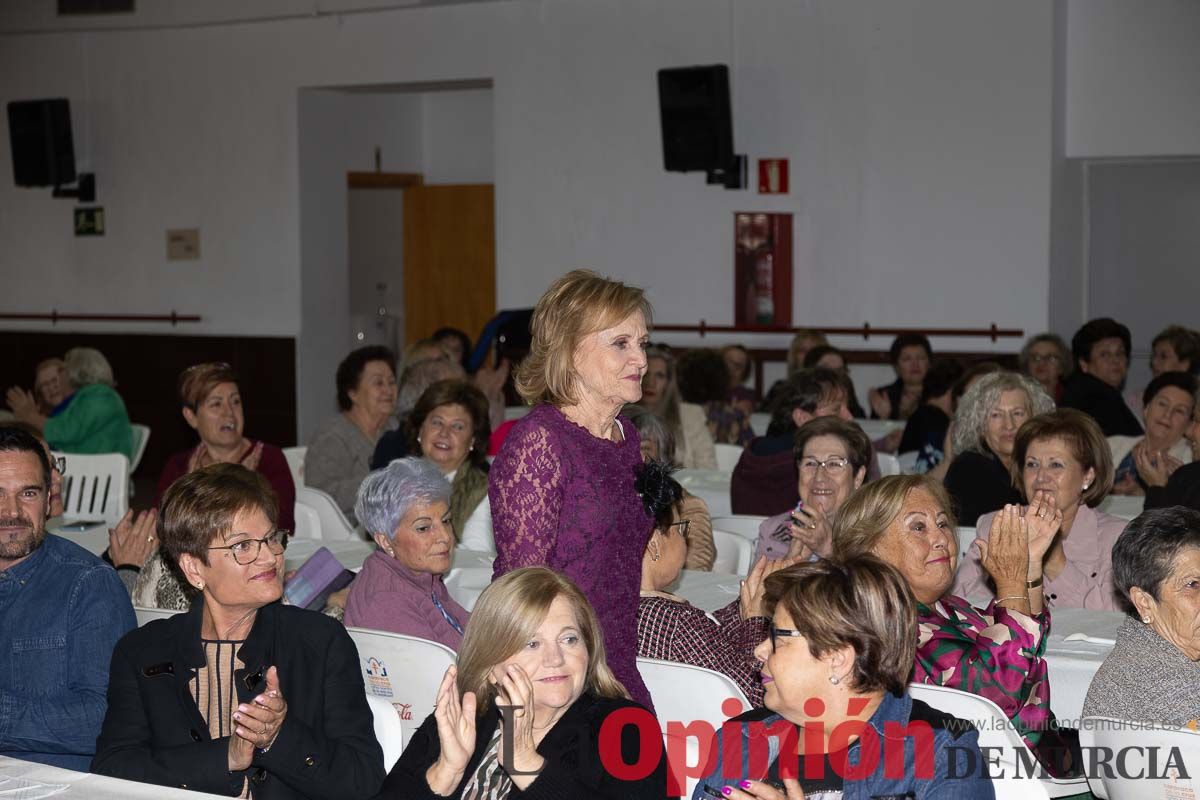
left=373, top=692, right=671, bottom=799
left=944, top=448, right=1023, bottom=527
left=1145, top=461, right=1200, bottom=513
left=91, top=601, right=385, bottom=799
left=1061, top=372, right=1144, bottom=437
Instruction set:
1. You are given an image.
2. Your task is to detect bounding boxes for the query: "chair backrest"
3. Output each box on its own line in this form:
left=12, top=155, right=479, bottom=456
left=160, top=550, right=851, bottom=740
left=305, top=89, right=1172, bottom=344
left=129, top=424, right=151, bottom=472
left=908, top=682, right=1089, bottom=799
left=365, top=694, right=406, bottom=772
left=296, top=486, right=358, bottom=541
left=292, top=499, right=323, bottom=540
left=710, top=515, right=766, bottom=542
left=710, top=529, right=753, bottom=575
left=134, top=606, right=182, bottom=627
left=282, top=446, right=307, bottom=487
left=713, top=443, right=743, bottom=473
left=347, top=627, right=456, bottom=747
left=638, top=657, right=750, bottom=733
left=1080, top=716, right=1200, bottom=800
left=442, top=565, right=494, bottom=612
left=877, top=452, right=902, bottom=476
left=56, top=451, right=130, bottom=526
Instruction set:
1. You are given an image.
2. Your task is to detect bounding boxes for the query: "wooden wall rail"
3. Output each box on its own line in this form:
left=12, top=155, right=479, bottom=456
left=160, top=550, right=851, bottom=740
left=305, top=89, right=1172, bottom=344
left=654, top=322, right=1024, bottom=342
left=0, top=311, right=202, bottom=325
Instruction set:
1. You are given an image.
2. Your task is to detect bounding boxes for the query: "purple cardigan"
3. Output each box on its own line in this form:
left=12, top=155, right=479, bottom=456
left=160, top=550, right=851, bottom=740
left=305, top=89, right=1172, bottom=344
left=489, top=404, right=654, bottom=709
left=344, top=550, right=469, bottom=650
left=953, top=504, right=1127, bottom=611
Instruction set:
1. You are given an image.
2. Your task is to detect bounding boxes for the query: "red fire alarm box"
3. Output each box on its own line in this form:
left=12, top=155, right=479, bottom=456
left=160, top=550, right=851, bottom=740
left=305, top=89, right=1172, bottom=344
left=734, top=212, right=793, bottom=327
left=758, top=159, right=789, bottom=194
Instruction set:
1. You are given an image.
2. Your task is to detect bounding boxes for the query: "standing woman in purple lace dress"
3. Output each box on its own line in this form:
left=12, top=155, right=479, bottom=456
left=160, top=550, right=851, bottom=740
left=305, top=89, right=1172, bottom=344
left=489, top=270, right=656, bottom=707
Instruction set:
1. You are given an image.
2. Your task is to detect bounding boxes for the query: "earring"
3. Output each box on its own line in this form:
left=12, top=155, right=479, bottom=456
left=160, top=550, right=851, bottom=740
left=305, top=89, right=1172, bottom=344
left=828, top=674, right=840, bottom=685
left=196, top=581, right=205, bottom=590
left=1082, top=483, right=1090, bottom=491
left=648, top=539, right=661, bottom=562
left=1143, top=617, right=1152, bottom=624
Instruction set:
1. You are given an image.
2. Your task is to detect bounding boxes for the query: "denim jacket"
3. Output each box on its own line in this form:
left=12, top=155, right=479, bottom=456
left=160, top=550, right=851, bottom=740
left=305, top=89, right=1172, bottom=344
left=693, top=689, right=995, bottom=800
left=0, top=534, right=135, bottom=770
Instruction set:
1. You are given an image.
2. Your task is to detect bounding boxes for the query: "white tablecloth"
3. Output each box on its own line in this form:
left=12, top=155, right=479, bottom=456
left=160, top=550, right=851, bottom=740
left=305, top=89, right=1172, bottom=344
left=675, top=469, right=732, bottom=517
left=0, top=756, right=228, bottom=799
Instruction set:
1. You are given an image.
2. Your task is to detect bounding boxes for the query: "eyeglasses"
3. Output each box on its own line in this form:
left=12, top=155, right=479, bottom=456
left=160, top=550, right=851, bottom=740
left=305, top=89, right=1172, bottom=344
left=769, top=626, right=805, bottom=650
left=798, top=456, right=848, bottom=475
left=51, top=456, right=66, bottom=475
left=208, top=529, right=290, bottom=565
left=665, top=519, right=690, bottom=540
left=1028, top=353, right=1060, bottom=364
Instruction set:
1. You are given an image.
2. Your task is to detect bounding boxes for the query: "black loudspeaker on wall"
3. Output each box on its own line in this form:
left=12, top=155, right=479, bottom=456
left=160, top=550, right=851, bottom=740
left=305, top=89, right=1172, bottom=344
left=7, top=98, right=77, bottom=187
left=657, top=64, right=744, bottom=189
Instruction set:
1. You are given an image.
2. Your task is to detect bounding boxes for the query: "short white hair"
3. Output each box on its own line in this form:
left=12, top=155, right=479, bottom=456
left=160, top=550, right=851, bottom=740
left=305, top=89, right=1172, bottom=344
left=952, top=371, right=1055, bottom=456
left=64, top=347, right=115, bottom=388
left=354, top=457, right=451, bottom=539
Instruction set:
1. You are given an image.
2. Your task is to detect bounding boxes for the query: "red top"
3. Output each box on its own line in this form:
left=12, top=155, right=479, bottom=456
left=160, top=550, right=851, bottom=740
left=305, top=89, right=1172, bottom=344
left=155, top=440, right=296, bottom=532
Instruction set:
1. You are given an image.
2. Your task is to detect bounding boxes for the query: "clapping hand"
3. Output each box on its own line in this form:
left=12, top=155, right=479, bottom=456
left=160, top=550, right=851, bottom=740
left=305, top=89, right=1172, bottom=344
left=108, top=508, right=158, bottom=569
left=1023, top=490, right=1061, bottom=569
left=788, top=503, right=833, bottom=559
left=425, top=665, right=477, bottom=794
left=1133, top=441, right=1183, bottom=488
left=718, top=777, right=807, bottom=800
left=493, top=664, right=544, bottom=784
left=5, top=386, right=41, bottom=425
left=978, top=504, right=1030, bottom=596
left=228, top=666, right=287, bottom=770
left=868, top=388, right=892, bottom=421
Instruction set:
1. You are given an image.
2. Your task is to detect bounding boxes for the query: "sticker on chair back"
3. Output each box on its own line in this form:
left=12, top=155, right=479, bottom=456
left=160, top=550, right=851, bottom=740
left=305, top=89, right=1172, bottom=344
left=363, top=656, right=393, bottom=698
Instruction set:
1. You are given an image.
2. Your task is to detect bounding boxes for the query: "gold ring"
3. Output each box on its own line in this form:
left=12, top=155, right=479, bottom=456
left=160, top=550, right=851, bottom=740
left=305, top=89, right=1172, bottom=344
left=809, top=523, right=817, bottom=530
left=147, top=536, right=154, bottom=542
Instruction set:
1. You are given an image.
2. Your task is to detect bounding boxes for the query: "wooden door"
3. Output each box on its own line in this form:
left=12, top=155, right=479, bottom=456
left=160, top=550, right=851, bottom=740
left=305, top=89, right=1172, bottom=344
left=403, top=184, right=496, bottom=348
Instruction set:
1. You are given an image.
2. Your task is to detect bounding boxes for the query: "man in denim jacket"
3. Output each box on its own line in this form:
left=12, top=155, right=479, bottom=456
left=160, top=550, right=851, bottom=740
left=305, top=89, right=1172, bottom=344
left=0, top=426, right=135, bottom=769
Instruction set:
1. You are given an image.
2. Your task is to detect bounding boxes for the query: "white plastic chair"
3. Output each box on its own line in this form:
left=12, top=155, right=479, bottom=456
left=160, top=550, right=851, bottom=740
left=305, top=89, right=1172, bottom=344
left=366, top=694, right=406, bottom=772
left=129, top=424, right=150, bottom=472
left=637, top=657, right=750, bottom=733
left=897, top=450, right=920, bottom=474
left=134, top=606, right=181, bottom=627
left=710, top=529, right=753, bottom=575
left=713, top=443, right=743, bottom=473
left=1080, top=716, right=1200, bottom=799
left=292, top=499, right=323, bottom=540
left=710, top=515, right=766, bottom=542
left=346, top=627, right=457, bottom=751
left=877, top=452, right=902, bottom=476
left=908, top=682, right=1087, bottom=799
left=56, top=451, right=129, bottom=526
left=282, top=446, right=306, bottom=487
left=443, top=566, right=494, bottom=612
left=296, top=486, right=358, bottom=541
left=663, top=732, right=702, bottom=800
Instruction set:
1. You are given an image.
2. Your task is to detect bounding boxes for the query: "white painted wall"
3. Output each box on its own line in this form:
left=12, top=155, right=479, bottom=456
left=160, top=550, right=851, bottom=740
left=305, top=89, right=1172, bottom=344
left=422, top=88, right=493, bottom=184
left=1066, top=0, right=1200, bottom=157
left=2, top=0, right=1065, bottom=438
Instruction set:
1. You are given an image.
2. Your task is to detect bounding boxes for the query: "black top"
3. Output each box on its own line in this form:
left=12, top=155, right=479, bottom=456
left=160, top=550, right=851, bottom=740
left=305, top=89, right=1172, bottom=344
left=371, top=416, right=411, bottom=470
left=731, top=434, right=799, bottom=516
left=899, top=405, right=951, bottom=470
left=943, top=448, right=1022, bottom=527
left=92, top=601, right=385, bottom=800
left=373, top=692, right=670, bottom=800
left=870, top=378, right=906, bottom=421
left=1145, top=461, right=1200, bottom=513
left=1060, top=372, right=1144, bottom=437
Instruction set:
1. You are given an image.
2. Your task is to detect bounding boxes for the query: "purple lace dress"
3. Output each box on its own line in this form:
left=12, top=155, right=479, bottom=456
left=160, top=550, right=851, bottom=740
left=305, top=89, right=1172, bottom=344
left=489, top=404, right=654, bottom=708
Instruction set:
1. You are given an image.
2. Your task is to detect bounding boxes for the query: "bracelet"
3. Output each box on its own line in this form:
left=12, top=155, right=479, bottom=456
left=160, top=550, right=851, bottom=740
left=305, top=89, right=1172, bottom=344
left=996, top=595, right=1029, bottom=604
left=1026, top=576, right=1044, bottom=589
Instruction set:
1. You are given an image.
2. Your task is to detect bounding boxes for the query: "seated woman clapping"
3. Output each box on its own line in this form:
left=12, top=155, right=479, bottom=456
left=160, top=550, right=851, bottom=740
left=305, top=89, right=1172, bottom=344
left=636, top=462, right=790, bottom=706
left=694, top=557, right=993, bottom=800
left=92, top=463, right=385, bottom=799
left=343, top=458, right=470, bottom=649
left=834, top=474, right=1075, bottom=773
left=372, top=566, right=669, bottom=799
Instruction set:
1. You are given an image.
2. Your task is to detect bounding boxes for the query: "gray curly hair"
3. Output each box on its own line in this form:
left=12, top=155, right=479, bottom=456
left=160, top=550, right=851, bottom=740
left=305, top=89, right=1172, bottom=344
left=354, top=457, right=451, bottom=539
left=951, top=371, right=1055, bottom=456
left=64, top=347, right=115, bottom=388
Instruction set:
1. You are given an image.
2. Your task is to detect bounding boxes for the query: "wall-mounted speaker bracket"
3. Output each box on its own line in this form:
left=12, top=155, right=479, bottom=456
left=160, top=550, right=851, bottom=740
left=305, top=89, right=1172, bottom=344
left=53, top=172, right=95, bottom=203
left=706, top=155, right=746, bottom=190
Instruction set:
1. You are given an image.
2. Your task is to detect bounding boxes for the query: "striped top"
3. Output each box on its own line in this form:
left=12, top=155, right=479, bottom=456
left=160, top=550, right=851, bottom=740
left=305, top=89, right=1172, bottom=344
left=191, top=639, right=249, bottom=798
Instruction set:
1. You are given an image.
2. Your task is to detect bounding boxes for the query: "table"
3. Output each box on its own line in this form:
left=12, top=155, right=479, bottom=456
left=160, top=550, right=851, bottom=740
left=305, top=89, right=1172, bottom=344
left=0, top=756, right=228, bottom=799
left=675, top=469, right=732, bottom=517
left=1097, top=494, right=1144, bottom=521
left=47, top=519, right=109, bottom=556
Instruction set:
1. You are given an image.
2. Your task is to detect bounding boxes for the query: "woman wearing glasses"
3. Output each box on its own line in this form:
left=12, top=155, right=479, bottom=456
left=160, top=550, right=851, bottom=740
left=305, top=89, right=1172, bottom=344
left=694, top=557, right=993, bottom=799
left=751, top=417, right=871, bottom=563
left=93, top=463, right=385, bottom=799
left=636, top=467, right=790, bottom=706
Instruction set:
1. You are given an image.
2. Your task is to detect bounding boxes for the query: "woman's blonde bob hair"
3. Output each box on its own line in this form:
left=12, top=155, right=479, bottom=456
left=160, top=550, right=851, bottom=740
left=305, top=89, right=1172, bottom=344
left=514, top=270, right=653, bottom=407
left=833, top=474, right=957, bottom=559
left=454, top=566, right=628, bottom=713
